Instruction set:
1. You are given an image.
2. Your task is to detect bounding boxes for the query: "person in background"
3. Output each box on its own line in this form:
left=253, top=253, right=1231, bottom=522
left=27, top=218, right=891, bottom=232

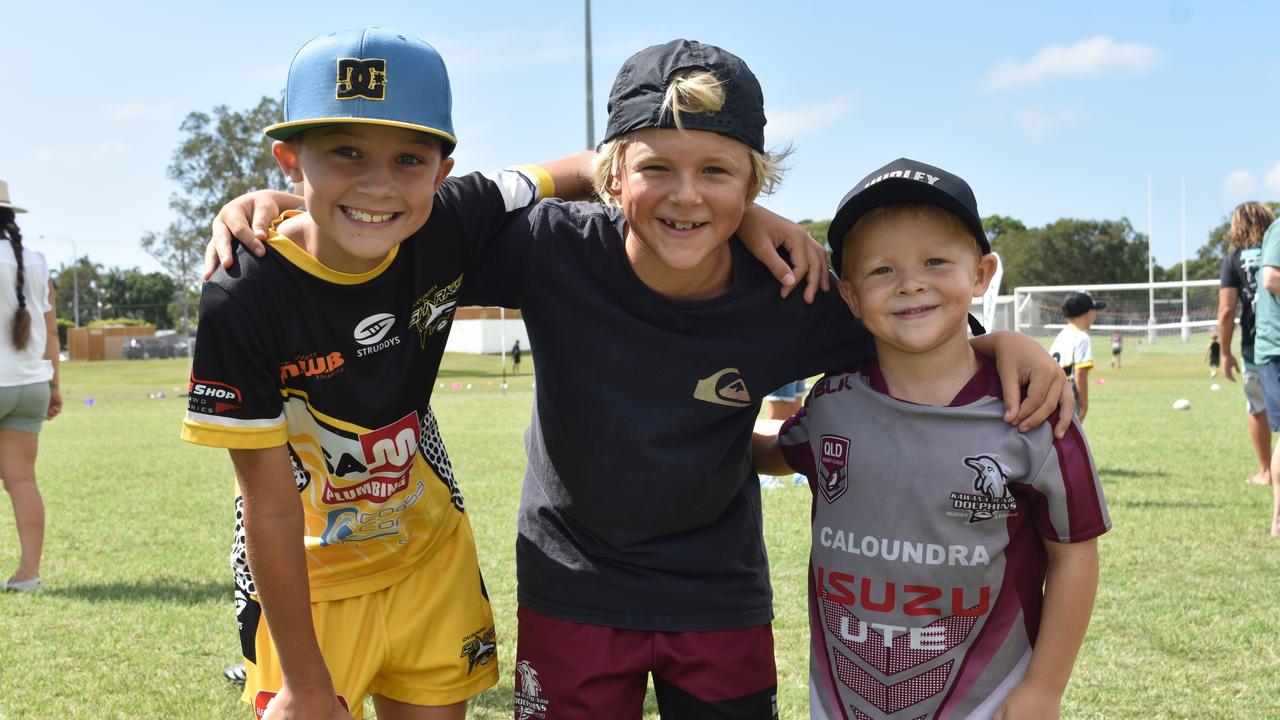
left=0, top=180, right=62, bottom=593
left=1206, top=331, right=1221, bottom=378
left=511, top=339, right=522, bottom=375
left=1050, top=292, right=1104, bottom=421
left=1218, top=201, right=1276, bottom=486
left=1248, top=214, right=1280, bottom=537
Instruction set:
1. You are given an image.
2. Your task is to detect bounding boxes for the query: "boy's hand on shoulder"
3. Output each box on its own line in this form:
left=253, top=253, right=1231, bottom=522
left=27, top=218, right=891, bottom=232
left=204, top=190, right=305, bottom=280
left=261, top=686, right=354, bottom=720
left=995, top=678, right=1062, bottom=720
left=976, top=331, right=1074, bottom=438
left=739, top=204, right=831, bottom=303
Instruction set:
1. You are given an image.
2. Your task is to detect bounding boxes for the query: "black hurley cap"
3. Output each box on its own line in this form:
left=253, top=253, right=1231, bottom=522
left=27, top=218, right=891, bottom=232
left=1063, top=292, right=1106, bottom=317
left=601, top=39, right=766, bottom=153
left=828, top=158, right=989, bottom=273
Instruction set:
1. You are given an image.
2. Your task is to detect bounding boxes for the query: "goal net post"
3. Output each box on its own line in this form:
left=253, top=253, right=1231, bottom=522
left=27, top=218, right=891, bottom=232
left=1012, top=279, right=1220, bottom=344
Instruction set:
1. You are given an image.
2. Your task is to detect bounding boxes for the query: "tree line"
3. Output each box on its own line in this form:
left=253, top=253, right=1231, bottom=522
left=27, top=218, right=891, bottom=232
left=60, top=94, right=1274, bottom=333
left=803, top=204, right=1277, bottom=292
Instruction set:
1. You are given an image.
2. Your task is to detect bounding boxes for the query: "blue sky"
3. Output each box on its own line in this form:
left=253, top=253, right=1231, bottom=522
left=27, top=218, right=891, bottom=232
left=3, top=0, right=1277, bottom=277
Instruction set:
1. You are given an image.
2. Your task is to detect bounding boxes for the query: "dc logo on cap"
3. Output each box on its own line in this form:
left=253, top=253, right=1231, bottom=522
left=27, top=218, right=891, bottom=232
left=336, top=58, right=387, bottom=101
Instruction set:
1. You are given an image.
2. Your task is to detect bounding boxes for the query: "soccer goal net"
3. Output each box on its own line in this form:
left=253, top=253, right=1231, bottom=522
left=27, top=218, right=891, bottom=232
left=1012, top=279, right=1220, bottom=343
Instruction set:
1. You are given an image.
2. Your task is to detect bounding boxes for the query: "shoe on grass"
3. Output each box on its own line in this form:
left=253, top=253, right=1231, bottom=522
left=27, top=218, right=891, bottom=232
left=3, top=577, right=43, bottom=592
left=223, top=662, right=247, bottom=685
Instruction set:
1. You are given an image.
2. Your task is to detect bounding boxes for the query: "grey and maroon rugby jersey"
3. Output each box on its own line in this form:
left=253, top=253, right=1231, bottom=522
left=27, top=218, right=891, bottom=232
left=780, top=355, right=1109, bottom=720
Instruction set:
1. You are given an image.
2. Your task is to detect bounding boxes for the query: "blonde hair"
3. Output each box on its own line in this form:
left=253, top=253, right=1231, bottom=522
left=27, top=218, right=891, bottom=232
left=1227, top=201, right=1275, bottom=251
left=840, top=204, right=981, bottom=279
left=593, top=68, right=786, bottom=204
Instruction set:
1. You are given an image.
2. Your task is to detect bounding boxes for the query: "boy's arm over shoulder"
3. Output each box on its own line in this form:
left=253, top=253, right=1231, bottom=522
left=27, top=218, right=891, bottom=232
left=975, top=332, right=1074, bottom=437
left=527, top=150, right=595, bottom=201
left=434, top=154, right=589, bottom=277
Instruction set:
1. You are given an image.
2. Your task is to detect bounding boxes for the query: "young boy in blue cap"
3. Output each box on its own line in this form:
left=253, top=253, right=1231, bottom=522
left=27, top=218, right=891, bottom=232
left=208, top=40, right=1074, bottom=719
left=755, top=158, right=1109, bottom=719
left=179, top=27, right=605, bottom=720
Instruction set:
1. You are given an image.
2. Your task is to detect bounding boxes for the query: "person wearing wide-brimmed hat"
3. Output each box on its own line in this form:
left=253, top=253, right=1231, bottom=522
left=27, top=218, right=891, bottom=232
left=0, top=180, right=61, bottom=593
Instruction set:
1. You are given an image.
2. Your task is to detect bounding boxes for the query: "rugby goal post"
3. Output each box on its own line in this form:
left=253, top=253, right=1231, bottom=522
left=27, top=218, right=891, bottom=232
left=1012, top=279, right=1220, bottom=343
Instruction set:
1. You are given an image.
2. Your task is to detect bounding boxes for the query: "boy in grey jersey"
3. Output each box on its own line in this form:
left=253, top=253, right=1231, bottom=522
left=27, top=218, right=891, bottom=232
left=755, top=158, right=1110, bottom=720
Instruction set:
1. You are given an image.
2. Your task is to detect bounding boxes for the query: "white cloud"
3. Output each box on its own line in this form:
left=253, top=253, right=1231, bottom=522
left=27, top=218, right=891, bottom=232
left=1223, top=169, right=1258, bottom=197
left=766, top=96, right=855, bottom=142
left=1264, top=162, right=1280, bottom=194
left=1015, top=105, right=1082, bottom=140
left=983, top=35, right=1163, bottom=93
left=106, top=102, right=174, bottom=121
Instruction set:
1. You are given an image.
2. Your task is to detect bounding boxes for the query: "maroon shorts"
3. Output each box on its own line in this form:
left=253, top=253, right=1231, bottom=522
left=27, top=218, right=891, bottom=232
left=513, top=606, right=778, bottom=720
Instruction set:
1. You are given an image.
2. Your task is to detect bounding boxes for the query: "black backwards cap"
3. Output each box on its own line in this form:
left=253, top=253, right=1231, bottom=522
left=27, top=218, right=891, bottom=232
left=829, top=158, right=991, bottom=335
left=1062, top=292, right=1106, bottom=318
left=601, top=39, right=766, bottom=153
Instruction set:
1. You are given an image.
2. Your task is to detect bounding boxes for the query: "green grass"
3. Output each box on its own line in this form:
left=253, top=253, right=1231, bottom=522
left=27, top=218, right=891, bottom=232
left=0, top=341, right=1277, bottom=718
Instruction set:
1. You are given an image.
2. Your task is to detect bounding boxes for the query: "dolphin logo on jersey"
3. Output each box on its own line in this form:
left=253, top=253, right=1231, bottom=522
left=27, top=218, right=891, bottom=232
left=961, top=454, right=1012, bottom=522
left=460, top=626, right=497, bottom=675
left=515, top=660, right=549, bottom=719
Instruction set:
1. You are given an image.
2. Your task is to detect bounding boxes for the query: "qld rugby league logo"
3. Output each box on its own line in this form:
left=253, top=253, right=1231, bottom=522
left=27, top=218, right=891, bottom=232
left=818, top=434, right=850, bottom=503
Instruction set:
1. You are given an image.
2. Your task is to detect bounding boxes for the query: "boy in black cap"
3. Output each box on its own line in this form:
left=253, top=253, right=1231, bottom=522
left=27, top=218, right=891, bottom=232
left=755, top=157, right=1109, bottom=720
left=209, top=41, right=1074, bottom=718
left=1050, top=291, right=1106, bottom=421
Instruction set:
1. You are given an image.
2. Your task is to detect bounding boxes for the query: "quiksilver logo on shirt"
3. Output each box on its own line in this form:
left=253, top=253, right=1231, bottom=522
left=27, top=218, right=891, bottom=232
left=693, top=368, right=752, bottom=408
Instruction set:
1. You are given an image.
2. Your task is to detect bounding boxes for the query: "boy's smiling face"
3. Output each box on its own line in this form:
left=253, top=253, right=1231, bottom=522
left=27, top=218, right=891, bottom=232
left=610, top=128, right=753, bottom=298
left=273, top=124, right=453, bottom=273
left=837, top=209, right=996, bottom=358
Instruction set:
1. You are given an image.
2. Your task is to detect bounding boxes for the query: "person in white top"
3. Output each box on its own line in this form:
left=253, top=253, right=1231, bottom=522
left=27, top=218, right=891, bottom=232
left=1049, top=292, right=1104, bottom=421
left=0, top=181, right=62, bottom=593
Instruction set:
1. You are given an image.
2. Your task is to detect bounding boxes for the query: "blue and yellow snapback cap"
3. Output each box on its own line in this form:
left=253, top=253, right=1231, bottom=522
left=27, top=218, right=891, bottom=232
left=264, top=27, right=456, bottom=155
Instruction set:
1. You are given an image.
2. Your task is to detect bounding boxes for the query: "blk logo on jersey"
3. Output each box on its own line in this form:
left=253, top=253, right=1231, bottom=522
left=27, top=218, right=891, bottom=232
left=818, top=434, right=850, bottom=503
left=335, top=58, right=386, bottom=100
left=951, top=454, right=1017, bottom=523
left=693, top=368, right=752, bottom=408
left=410, top=275, right=463, bottom=348
left=187, top=375, right=243, bottom=415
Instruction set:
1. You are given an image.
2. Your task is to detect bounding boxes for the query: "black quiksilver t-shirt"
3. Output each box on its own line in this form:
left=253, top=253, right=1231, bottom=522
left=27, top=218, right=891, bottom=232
left=463, top=200, right=874, bottom=631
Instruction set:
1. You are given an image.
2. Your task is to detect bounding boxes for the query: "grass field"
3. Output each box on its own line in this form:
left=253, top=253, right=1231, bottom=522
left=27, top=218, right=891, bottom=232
left=1, top=337, right=1278, bottom=719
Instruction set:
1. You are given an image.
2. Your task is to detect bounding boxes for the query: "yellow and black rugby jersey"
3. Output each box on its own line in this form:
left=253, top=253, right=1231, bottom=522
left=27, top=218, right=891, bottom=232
left=182, top=169, right=549, bottom=601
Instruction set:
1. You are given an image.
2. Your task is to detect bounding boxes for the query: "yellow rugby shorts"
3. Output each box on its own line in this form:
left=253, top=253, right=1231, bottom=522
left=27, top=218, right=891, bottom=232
left=242, top=515, right=498, bottom=717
